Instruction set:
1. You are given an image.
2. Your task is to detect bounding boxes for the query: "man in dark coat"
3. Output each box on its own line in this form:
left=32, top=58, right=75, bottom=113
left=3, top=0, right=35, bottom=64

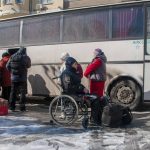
left=6, top=47, right=31, bottom=111
left=60, top=57, right=87, bottom=95
left=0, top=52, right=11, bottom=100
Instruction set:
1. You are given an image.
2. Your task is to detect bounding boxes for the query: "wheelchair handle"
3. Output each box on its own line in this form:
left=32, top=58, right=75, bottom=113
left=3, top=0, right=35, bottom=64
left=52, top=76, right=60, bottom=80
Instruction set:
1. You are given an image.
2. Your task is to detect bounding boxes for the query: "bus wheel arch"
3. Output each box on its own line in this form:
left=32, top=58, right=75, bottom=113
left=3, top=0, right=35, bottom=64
left=106, top=76, right=142, bottom=110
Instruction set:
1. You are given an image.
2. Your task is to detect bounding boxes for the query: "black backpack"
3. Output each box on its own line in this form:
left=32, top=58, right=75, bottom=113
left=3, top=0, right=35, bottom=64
left=102, top=102, right=133, bottom=127
left=122, top=107, right=133, bottom=125
left=101, top=103, right=123, bottom=127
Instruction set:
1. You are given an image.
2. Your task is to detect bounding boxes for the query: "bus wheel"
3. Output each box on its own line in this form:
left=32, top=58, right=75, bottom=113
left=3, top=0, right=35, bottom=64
left=109, top=79, right=141, bottom=110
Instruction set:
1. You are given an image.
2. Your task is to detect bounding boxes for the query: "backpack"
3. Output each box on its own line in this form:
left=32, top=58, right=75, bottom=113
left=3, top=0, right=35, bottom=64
left=101, top=103, right=123, bottom=127
left=122, top=107, right=133, bottom=125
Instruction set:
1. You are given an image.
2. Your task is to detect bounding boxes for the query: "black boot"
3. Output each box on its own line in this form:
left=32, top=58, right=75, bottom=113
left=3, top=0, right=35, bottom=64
left=20, top=105, right=26, bottom=112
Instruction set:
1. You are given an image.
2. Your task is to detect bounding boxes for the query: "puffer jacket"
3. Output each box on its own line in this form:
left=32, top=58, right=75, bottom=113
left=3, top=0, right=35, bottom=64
left=60, top=55, right=85, bottom=95
left=6, top=47, right=31, bottom=82
left=60, top=66, right=85, bottom=94
left=0, top=55, right=11, bottom=87
left=84, top=52, right=107, bottom=81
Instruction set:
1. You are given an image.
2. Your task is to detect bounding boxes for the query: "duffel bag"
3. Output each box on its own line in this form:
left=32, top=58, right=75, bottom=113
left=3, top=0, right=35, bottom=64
left=101, top=103, right=123, bottom=127
left=122, top=107, right=133, bottom=125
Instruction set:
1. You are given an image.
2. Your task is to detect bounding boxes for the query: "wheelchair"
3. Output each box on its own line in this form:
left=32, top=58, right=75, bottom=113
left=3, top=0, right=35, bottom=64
left=49, top=77, right=108, bottom=129
left=49, top=94, right=99, bottom=128
left=49, top=77, right=99, bottom=128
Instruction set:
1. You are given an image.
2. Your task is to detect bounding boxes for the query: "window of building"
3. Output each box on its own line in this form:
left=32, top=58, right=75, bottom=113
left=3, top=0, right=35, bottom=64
left=3, top=0, right=13, bottom=5
left=16, top=0, right=24, bottom=4
left=63, top=9, right=109, bottom=42
left=112, top=6, right=144, bottom=39
left=37, top=0, right=54, bottom=4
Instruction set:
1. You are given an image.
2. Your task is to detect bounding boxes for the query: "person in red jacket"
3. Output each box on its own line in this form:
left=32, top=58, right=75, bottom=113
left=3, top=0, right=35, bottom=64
left=0, top=52, right=11, bottom=100
left=84, top=48, right=107, bottom=97
left=84, top=48, right=107, bottom=125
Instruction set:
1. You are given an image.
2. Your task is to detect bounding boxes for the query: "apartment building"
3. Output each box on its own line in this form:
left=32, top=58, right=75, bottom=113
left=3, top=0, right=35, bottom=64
left=0, top=0, right=63, bottom=20
left=64, top=0, right=142, bottom=9
left=0, top=0, right=30, bottom=19
left=0, top=0, right=142, bottom=20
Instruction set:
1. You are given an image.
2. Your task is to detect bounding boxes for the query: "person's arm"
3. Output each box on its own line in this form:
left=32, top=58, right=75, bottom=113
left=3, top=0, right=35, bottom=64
left=61, top=73, right=71, bottom=93
left=6, top=59, right=11, bottom=71
left=84, top=58, right=102, bottom=78
left=24, top=56, right=31, bottom=68
left=0, top=60, right=4, bottom=71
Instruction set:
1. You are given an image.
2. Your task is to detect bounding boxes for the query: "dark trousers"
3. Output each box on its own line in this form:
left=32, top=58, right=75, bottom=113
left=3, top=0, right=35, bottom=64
left=9, top=82, right=26, bottom=110
left=91, top=99, right=107, bottom=125
left=2, top=86, right=11, bottom=101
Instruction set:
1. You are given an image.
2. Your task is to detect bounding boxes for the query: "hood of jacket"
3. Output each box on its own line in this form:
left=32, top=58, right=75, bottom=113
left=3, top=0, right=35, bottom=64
left=95, top=52, right=107, bottom=63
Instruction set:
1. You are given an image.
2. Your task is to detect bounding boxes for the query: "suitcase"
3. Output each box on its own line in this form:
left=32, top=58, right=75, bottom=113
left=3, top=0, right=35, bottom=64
left=0, top=98, right=8, bottom=116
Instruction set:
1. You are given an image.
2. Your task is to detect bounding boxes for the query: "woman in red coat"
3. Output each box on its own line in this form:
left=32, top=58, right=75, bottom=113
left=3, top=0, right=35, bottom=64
left=84, top=48, right=107, bottom=97
left=0, top=52, right=11, bottom=100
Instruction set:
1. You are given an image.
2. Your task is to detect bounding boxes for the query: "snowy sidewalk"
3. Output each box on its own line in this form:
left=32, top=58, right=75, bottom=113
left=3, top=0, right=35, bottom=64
left=0, top=104, right=150, bottom=150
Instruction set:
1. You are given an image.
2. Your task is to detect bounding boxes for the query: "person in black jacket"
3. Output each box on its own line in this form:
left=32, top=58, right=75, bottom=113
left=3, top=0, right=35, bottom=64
left=6, top=47, right=31, bottom=111
left=60, top=57, right=87, bottom=95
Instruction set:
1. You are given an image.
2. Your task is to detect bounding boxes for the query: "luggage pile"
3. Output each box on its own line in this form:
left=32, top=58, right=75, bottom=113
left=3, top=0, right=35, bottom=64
left=0, top=98, right=8, bottom=116
left=101, top=97, right=133, bottom=127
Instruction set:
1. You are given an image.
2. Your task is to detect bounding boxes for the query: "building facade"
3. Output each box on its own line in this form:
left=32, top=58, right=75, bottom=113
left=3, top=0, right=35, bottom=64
left=0, top=0, right=142, bottom=20
left=0, top=0, right=63, bottom=20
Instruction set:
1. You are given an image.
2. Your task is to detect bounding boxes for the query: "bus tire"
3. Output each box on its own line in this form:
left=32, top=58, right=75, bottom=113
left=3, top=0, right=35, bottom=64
left=109, top=79, right=141, bottom=110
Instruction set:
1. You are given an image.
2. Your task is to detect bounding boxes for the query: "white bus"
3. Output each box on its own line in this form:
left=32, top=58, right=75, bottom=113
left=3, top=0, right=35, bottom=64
left=0, top=1, right=150, bottom=109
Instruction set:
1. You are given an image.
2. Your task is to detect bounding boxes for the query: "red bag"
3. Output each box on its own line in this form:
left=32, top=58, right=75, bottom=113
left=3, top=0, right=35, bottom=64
left=0, top=98, right=8, bottom=116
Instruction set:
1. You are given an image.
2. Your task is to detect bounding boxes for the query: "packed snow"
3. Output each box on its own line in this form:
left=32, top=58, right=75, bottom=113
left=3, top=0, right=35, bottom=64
left=0, top=113, right=150, bottom=150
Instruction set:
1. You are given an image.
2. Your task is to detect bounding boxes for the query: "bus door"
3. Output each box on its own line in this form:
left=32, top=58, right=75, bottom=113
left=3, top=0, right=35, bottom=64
left=144, top=6, right=150, bottom=101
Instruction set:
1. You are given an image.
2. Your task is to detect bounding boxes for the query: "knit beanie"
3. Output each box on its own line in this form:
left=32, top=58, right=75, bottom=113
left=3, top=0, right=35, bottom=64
left=65, top=57, right=77, bottom=66
left=2, top=52, right=9, bottom=58
left=60, top=52, right=70, bottom=61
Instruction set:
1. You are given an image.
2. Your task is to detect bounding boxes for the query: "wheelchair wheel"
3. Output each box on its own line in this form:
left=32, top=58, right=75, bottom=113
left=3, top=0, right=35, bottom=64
left=49, top=95, right=79, bottom=126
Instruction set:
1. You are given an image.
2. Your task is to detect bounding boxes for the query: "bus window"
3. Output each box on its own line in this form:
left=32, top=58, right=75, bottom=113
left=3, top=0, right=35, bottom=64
left=112, top=6, right=144, bottom=39
left=22, top=15, right=60, bottom=45
left=147, top=7, right=150, bottom=55
left=0, top=20, right=20, bottom=47
left=63, top=9, right=109, bottom=42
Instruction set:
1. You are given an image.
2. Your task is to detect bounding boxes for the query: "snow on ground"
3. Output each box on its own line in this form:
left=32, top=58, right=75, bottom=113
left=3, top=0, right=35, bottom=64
left=0, top=114, right=150, bottom=150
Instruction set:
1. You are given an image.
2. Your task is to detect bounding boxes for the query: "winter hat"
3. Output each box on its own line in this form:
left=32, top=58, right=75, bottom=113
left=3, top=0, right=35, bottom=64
left=7, top=48, right=19, bottom=55
left=65, top=57, right=77, bottom=66
left=94, top=48, right=103, bottom=56
left=2, top=52, right=9, bottom=58
left=60, top=52, right=70, bottom=61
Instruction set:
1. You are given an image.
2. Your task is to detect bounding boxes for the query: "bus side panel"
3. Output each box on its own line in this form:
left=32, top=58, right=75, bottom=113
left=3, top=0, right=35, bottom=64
left=25, top=40, right=144, bottom=96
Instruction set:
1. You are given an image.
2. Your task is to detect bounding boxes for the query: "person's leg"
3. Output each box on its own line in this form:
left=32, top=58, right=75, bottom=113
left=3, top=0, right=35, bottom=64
left=19, top=82, right=26, bottom=111
left=9, top=83, right=18, bottom=110
left=2, top=86, right=11, bottom=101
left=2, top=87, right=7, bottom=99
left=90, top=99, right=102, bottom=125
